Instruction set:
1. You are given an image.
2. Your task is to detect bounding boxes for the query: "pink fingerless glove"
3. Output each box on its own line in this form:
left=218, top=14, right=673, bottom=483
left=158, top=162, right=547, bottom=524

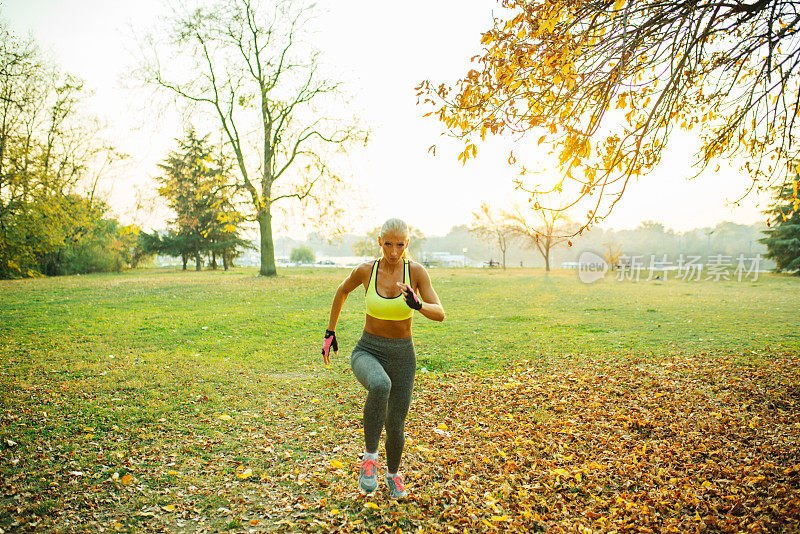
left=322, top=329, right=338, bottom=358
left=403, top=285, right=422, bottom=310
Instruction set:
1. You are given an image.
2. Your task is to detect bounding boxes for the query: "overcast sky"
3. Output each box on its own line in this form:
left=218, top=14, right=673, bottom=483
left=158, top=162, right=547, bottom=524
left=4, top=0, right=772, bottom=239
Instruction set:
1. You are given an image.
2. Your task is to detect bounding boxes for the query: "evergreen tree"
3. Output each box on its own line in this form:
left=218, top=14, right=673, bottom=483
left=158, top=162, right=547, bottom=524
left=760, top=180, right=800, bottom=274
left=155, top=129, right=248, bottom=270
left=139, top=229, right=193, bottom=271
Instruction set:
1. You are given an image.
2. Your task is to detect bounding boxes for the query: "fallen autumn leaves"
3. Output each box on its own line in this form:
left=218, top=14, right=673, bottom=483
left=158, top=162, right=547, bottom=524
left=2, top=350, right=799, bottom=533
left=296, top=351, right=800, bottom=533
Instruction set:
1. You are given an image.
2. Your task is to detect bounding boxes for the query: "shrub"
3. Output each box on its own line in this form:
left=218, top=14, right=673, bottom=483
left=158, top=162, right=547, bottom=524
left=290, top=246, right=315, bottom=264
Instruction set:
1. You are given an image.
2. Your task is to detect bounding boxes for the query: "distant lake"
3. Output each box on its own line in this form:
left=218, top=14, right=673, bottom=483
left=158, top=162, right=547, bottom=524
left=275, top=255, right=368, bottom=267
left=319, top=255, right=368, bottom=266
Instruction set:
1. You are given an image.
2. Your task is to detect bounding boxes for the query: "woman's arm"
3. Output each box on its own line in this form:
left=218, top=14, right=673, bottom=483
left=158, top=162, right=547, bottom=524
left=403, top=264, right=445, bottom=322
left=327, top=263, right=370, bottom=332
left=322, top=263, right=369, bottom=365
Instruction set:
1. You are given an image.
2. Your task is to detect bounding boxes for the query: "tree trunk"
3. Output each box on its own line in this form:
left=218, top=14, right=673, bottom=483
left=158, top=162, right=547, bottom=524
left=211, top=250, right=218, bottom=270
left=181, top=254, right=188, bottom=271
left=501, top=247, right=507, bottom=270
left=195, top=253, right=202, bottom=271
left=222, top=251, right=229, bottom=271
left=545, top=248, right=550, bottom=272
left=257, top=209, right=277, bottom=276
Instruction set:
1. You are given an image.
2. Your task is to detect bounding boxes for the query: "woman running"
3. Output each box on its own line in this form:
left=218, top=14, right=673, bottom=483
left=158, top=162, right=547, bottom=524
left=322, top=218, right=445, bottom=499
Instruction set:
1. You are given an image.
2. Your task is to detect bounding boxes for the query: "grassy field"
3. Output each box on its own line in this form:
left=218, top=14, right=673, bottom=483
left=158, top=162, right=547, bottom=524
left=1, top=267, right=798, bottom=533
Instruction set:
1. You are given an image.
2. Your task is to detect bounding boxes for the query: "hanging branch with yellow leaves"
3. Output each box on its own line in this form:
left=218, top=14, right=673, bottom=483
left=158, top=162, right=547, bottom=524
left=418, top=0, right=800, bottom=237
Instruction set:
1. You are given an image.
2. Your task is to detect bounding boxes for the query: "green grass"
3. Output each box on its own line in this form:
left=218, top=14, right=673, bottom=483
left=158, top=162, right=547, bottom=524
left=0, top=266, right=798, bottom=532
left=2, top=267, right=797, bottom=375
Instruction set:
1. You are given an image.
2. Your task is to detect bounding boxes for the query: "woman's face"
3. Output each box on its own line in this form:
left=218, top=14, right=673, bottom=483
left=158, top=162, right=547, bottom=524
left=378, top=231, right=409, bottom=265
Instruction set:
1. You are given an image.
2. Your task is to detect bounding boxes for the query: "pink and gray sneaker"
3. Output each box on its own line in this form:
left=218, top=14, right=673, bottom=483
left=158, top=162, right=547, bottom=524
left=358, top=458, right=379, bottom=494
left=385, top=474, right=408, bottom=499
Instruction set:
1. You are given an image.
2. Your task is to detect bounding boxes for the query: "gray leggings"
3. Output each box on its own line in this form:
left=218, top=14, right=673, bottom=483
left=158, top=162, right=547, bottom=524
left=350, top=331, right=416, bottom=473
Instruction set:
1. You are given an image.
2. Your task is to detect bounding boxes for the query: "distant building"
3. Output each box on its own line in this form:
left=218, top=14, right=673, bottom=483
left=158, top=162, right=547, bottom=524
left=422, top=252, right=479, bottom=268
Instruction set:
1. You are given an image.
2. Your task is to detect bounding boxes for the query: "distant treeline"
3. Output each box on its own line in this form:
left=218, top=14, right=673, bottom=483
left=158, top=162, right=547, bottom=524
left=277, top=220, right=770, bottom=269
left=568, top=221, right=768, bottom=262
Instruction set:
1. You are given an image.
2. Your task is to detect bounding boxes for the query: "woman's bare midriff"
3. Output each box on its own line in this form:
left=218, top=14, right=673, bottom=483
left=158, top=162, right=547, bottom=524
left=364, top=314, right=412, bottom=339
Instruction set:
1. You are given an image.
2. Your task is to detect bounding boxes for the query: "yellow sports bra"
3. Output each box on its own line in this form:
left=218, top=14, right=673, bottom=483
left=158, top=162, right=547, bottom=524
left=365, top=259, right=413, bottom=321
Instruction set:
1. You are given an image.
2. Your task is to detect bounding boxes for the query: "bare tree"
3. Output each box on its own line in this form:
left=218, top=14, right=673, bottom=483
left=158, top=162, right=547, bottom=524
left=139, top=0, right=365, bottom=276
left=470, top=202, right=509, bottom=269
left=0, top=31, right=39, bottom=210
left=504, top=202, right=576, bottom=272
left=0, top=29, right=118, bottom=208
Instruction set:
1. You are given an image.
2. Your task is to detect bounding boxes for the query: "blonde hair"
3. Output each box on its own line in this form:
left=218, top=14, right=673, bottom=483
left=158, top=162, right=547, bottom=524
left=380, top=218, right=412, bottom=260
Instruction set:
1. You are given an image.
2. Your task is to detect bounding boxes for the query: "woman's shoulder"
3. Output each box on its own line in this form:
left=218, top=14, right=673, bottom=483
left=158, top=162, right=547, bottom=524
left=407, top=260, right=428, bottom=277
left=351, top=260, right=376, bottom=278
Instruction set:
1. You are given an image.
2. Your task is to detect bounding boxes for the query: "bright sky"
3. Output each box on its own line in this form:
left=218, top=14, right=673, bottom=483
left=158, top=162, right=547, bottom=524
left=4, top=0, right=773, bottom=239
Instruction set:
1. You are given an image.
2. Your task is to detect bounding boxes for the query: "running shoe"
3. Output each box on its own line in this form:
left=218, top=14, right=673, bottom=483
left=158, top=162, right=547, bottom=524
left=358, top=458, right=379, bottom=494
left=385, top=474, right=408, bottom=499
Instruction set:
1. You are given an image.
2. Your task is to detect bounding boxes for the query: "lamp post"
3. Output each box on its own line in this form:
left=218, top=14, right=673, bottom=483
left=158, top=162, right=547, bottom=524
left=706, top=230, right=715, bottom=264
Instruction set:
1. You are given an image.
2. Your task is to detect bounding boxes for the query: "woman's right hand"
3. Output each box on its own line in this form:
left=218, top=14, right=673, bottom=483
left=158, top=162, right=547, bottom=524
left=322, top=329, right=338, bottom=365
left=397, top=282, right=422, bottom=310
